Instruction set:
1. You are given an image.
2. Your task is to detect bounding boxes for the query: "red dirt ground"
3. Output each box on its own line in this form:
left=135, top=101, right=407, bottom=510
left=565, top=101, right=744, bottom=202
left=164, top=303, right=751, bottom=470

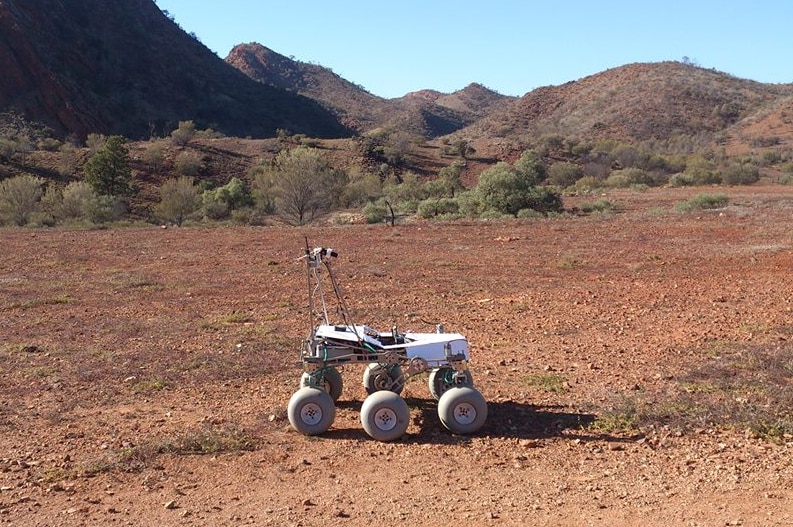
left=1, top=185, right=792, bottom=526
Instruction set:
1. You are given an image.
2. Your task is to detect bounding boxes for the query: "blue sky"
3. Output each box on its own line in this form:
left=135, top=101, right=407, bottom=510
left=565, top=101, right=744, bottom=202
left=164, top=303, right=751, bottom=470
left=155, top=0, right=792, bottom=99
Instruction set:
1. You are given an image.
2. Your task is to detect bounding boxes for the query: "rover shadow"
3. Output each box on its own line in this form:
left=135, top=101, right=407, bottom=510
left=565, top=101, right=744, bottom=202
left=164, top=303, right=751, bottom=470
left=323, top=397, right=630, bottom=445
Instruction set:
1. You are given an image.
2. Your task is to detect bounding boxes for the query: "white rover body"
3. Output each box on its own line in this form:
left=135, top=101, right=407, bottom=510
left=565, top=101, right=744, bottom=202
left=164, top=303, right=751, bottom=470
left=287, top=245, right=488, bottom=441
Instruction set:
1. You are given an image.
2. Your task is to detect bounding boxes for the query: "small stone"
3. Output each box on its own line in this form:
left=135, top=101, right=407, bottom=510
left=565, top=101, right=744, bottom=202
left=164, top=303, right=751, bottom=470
left=164, top=500, right=178, bottom=510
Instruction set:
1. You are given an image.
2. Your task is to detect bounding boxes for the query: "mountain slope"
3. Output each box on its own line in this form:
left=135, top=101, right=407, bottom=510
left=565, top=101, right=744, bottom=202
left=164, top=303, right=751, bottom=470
left=226, top=43, right=514, bottom=138
left=0, top=0, right=349, bottom=139
left=462, top=62, right=793, bottom=144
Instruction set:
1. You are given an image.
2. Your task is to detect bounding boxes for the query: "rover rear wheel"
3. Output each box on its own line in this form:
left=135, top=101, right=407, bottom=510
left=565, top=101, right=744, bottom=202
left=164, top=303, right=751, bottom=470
left=300, top=367, right=343, bottom=402
left=362, top=363, right=405, bottom=395
left=428, top=367, right=474, bottom=400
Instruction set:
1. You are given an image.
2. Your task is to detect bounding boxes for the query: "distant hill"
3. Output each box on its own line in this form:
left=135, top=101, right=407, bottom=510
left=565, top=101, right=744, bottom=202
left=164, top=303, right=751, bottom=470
left=461, top=61, right=793, bottom=145
left=2, top=0, right=793, bottom=179
left=226, top=43, right=513, bottom=138
left=0, top=0, right=349, bottom=140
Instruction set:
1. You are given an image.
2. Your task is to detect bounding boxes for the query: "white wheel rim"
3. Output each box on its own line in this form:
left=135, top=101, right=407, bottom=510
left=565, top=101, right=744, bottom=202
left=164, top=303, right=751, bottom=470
left=300, top=402, right=324, bottom=425
left=453, top=402, right=477, bottom=425
left=373, top=408, right=398, bottom=431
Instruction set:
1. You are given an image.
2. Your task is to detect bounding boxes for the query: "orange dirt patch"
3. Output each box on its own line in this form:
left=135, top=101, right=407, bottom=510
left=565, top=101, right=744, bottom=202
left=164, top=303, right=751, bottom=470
left=1, top=185, right=792, bottom=526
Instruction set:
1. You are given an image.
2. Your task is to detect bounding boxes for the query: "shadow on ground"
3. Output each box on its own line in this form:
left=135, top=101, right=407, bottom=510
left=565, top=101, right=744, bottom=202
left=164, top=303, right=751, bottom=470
left=321, top=397, right=628, bottom=445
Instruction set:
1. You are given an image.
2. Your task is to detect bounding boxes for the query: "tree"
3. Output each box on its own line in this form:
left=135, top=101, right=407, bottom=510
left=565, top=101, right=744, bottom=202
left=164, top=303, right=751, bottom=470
left=513, top=150, right=546, bottom=186
left=263, top=147, right=344, bottom=225
left=475, top=162, right=528, bottom=215
left=475, top=153, right=561, bottom=216
left=83, top=135, right=132, bottom=197
left=438, top=162, right=466, bottom=197
left=0, top=174, right=43, bottom=226
left=155, top=176, right=201, bottom=226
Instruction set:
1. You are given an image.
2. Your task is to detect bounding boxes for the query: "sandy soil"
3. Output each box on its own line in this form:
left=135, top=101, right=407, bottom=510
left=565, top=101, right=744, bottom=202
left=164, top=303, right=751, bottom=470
left=1, top=185, right=792, bottom=526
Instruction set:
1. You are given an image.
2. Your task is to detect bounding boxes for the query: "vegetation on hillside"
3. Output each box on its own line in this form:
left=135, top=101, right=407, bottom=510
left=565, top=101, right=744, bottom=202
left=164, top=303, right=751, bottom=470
left=1, top=114, right=792, bottom=228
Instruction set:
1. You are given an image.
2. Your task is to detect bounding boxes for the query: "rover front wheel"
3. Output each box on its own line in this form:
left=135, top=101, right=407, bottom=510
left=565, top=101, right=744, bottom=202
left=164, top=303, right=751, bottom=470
left=360, top=390, right=410, bottom=441
left=438, top=386, right=487, bottom=435
left=287, top=387, right=336, bottom=436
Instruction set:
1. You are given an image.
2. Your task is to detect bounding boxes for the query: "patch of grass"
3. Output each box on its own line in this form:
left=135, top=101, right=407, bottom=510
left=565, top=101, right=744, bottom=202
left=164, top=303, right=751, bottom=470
left=675, top=193, right=729, bottom=212
left=590, top=397, right=640, bottom=434
left=592, top=343, right=793, bottom=441
left=523, top=372, right=568, bottom=393
left=165, top=425, right=259, bottom=455
left=579, top=199, right=614, bottom=214
left=110, top=272, right=163, bottom=291
left=201, top=311, right=255, bottom=331
left=555, top=254, right=583, bottom=269
left=3, top=295, right=73, bottom=311
left=130, top=378, right=168, bottom=394
left=3, top=343, right=45, bottom=354
left=82, top=425, right=260, bottom=475
left=27, top=366, right=57, bottom=378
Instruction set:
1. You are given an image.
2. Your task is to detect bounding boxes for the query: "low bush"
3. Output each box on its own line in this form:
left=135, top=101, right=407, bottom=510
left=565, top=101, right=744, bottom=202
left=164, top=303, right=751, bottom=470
left=675, top=193, right=729, bottom=212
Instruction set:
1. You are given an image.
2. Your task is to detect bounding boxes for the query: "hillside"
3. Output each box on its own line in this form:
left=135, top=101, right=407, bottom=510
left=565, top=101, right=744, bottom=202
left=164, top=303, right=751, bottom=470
left=0, top=0, right=348, bottom=140
left=2, top=1, right=793, bottom=213
left=461, top=62, right=793, bottom=146
left=226, top=43, right=513, bottom=138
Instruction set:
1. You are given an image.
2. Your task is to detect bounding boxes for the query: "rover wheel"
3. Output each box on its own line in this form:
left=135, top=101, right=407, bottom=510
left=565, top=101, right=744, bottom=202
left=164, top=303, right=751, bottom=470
left=362, top=363, right=405, bottom=395
left=360, top=390, right=409, bottom=441
left=300, top=367, right=343, bottom=402
left=428, top=368, right=474, bottom=400
left=287, top=387, right=336, bottom=436
left=438, top=386, right=487, bottom=435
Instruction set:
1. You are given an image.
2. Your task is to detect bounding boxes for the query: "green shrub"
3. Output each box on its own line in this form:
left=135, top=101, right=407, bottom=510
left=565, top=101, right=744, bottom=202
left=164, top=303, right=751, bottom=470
left=455, top=190, right=481, bottom=217
left=604, top=168, right=653, bottom=188
left=43, top=181, right=99, bottom=222
left=142, top=141, right=167, bottom=172
left=475, top=158, right=560, bottom=216
left=667, top=173, right=695, bottom=187
left=721, top=163, right=760, bottom=185
left=547, top=161, right=584, bottom=188
left=173, top=151, right=202, bottom=177
left=170, top=120, right=196, bottom=147
left=363, top=200, right=390, bottom=224
left=516, top=208, right=544, bottom=218
left=0, top=174, right=43, bottom=226
left=675, top=193, right=729, bottom=212
left=416, top=197, right=459, bottom=219
left=38, top=137, right=62, bottom=152
left=155, top=176, right=201, bottom=226
left=571, top=175, right=600, bottom=192
left=201, top=177, right=252, bottom=220
left=580, top=199, right=613, bottom=213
